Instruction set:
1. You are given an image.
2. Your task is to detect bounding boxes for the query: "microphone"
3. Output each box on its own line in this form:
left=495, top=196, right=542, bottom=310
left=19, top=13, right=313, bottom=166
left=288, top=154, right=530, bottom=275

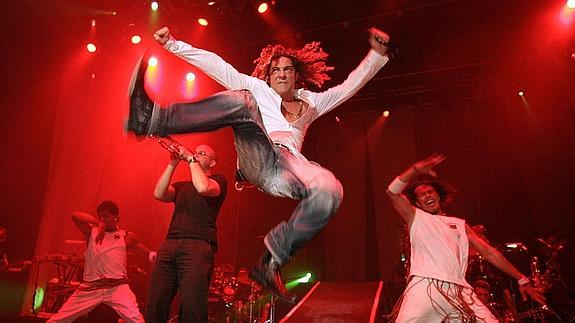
left=376, top=39, right=400, bottom=57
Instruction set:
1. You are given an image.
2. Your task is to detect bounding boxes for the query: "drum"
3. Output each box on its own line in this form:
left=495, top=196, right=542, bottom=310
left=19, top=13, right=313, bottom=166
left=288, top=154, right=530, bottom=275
left=208, top=292, right=231, bottom=322
left=467, top=255, right=491, bottom=281
left=167, top=293, right=231, bottom=323
left=221, top=276, right=238, bottom=300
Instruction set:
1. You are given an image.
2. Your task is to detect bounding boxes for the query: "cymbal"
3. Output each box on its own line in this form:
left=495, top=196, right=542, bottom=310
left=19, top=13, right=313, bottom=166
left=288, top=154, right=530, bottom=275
left=214, top=263, right=235, bottom=274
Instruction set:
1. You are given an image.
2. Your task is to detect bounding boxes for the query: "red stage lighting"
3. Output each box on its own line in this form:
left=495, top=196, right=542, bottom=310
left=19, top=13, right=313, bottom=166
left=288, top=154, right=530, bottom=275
left=198, top=18, right=209, bottom=26
left=131, top=35, right=142, bottom=44
left=186, top=72, right=196, bottom=82
left=258, top=2, right=269, bottom=14
left=86, top=43, right=97, bottom=53
left=148, top=57, right=159, bottom=67
left=382, top=110, right=390, bottom=118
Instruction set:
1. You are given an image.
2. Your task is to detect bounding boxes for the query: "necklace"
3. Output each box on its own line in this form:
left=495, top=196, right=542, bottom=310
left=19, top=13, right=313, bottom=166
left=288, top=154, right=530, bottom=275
left=281, top=100, right=304, bottom=119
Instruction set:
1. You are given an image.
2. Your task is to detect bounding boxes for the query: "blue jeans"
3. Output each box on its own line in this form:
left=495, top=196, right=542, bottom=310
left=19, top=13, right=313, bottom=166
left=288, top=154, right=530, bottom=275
left=157, top=90, right=343, bottom=265
left=145, top=239, right=214, bottom=323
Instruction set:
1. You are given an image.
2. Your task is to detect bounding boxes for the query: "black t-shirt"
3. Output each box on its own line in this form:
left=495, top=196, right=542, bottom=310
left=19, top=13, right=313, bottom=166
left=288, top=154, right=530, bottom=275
left=166, top=174, right=227, bottom=250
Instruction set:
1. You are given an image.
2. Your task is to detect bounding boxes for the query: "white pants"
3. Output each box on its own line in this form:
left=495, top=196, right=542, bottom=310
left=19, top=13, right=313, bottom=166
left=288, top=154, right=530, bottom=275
left=47, top=284, right=144, bottom=323
left=395, top=276, right=498, bottom=323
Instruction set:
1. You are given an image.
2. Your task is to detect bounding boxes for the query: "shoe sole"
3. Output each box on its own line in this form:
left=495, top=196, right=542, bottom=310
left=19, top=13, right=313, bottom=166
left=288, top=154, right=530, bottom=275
left=125, top=51, right=163, bottom=141
left=248, top=267, right=297, bottom=303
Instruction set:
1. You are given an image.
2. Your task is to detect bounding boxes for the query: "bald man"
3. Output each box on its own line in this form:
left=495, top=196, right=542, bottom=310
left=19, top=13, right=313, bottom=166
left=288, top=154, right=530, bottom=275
left=146, top=144, right=228, bottom=323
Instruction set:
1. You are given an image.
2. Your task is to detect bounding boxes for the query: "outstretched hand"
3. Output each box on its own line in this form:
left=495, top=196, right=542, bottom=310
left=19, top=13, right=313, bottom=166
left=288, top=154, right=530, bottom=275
left=154, top=27, right=171, bottom=46
left=368, top=27, right=391, bottom=57
left=412, top=153, right=446, bottom=177
left=519, top=283, right=547, bottom=306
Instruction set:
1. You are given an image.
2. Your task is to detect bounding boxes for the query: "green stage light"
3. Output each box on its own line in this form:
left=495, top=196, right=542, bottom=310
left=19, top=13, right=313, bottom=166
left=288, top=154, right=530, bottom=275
left=286, top=272, right=313, bottom=289
left=34, top=287, right=44, bottom=311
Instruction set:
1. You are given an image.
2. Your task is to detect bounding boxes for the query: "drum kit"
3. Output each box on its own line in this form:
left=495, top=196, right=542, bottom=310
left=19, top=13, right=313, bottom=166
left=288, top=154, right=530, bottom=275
left=207, top=264, right=266, bottom=322
left=465, top=232, right=572, bottom=322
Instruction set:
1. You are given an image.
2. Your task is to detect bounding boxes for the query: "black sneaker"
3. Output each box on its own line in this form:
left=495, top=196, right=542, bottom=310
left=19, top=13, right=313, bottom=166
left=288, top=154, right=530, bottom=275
left=249, top=252, right=297, bottom=303
left=126, top=56, right=163, bottom=138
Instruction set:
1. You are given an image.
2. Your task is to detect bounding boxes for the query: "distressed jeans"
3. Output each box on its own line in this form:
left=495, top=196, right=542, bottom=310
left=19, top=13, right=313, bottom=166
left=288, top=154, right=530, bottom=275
left=153, top=89, right=343, bottom=265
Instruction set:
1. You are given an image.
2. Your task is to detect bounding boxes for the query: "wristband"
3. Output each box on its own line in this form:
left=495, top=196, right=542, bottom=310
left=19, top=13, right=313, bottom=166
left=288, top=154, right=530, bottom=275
left=388, top=176, right=408, bottom=194
left=517, top=275, right=530, bottom=286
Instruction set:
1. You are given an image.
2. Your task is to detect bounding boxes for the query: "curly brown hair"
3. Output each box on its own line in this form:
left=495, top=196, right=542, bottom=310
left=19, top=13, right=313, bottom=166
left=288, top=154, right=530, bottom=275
left=251, top=41, right=335, bottom=89
left=404, top=180, right=455, bottom=207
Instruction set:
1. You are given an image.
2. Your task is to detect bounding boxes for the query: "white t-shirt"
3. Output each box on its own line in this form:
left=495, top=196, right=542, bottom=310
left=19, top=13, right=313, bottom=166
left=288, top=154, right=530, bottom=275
left=408, top=208, right=470, bottom=287
left=83, top=227, right=128, bottom=282
left=163, top=39, right=388, bottom=154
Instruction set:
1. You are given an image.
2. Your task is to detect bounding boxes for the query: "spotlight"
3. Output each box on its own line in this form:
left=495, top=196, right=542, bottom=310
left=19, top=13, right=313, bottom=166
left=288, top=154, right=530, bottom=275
left=151, top=1, right=159, bottom=11
left=518, top=90, right=525, bottom=96
left=131, top=35, right=141, bottom=44
left=295, top=272, right=312, bottom=283
left=86, top=43, right=97, bottom=53
left=90, top=19, right=96, bottom=27
left=568, top=0, right=575, bottom=9
left=186, top=72, right=196, bottom=82
left=335, top=116, right=340, bottom=122
left=198, top=18, right=209, bottom=26
left=207, top=1, right=216, bottom=5
left=257, top=2, right=269, bottom=13
left=382, top=110, right=390, bottom=117
left=148, top=57, right=159, bottom=67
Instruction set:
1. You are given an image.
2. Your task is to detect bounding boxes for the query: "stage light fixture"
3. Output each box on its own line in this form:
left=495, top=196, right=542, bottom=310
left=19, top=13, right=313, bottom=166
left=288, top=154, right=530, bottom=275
left=295, top=273, right=312, bottom=283
left=568, top=0, right=575, bottom=9
left=151, top=1, right=159, bottom=11
left=335, top=116, right=341, bottom=122
left=198, top=18, right=209, bottom=26
left=131, top=35, right=142, bottom=44
left=208, top=1, right=216, bottom=5
left=186, top=72, right=196, bottom=82
left=148, top=57, right=159, bottom=67
left=382, top=110, right=390, bottom=117
left=86, top=43, right=97, bottom=53
left=91, top=19, right=96, bottom=27
left=257, top=2, right=269, bottom=14
left=518, top=90, right=525, bottom=96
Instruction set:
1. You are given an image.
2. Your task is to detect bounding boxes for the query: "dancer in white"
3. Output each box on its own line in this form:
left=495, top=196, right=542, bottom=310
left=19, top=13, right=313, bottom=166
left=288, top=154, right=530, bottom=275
left=48, top=201, right=156, bottom=323
left=386, top=154, right=545, bottom=322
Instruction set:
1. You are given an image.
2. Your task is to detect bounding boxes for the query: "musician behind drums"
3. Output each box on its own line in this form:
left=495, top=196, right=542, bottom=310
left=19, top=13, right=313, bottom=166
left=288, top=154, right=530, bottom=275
left=468, top=225, right=519, bottom=322
left=146, top=143, right=227, bottom=323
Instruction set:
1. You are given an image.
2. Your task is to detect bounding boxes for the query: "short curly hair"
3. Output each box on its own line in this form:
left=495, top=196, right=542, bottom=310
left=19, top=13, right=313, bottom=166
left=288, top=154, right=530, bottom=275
left=252, top=41, right=335, bottom=89
left=97, top=200, right=119, bottom=217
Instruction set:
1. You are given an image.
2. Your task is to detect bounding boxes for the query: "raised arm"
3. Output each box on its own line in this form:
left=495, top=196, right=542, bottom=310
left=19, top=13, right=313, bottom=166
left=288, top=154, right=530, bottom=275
left=153, top=150, right=180, bottom=202
left=154, top=27, right=259, bottom=90
left=466, top=225, right=546, bottom=305
left=313, top=27, right=390, bottom=115
left=386, top=154, right=445, bottom=226
left=71, top=211, right=99, bottom=238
